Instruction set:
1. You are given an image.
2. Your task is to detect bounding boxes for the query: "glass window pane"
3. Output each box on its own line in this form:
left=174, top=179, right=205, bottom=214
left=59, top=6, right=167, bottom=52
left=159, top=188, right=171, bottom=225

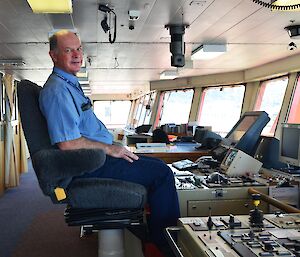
left=254, top=76, right=288, bottom=136
left=94, top=100, right=131, bottom=129
left=198, top=85, right=245, bottom=137
left=159, top=89, right=194, bottom=125
left=287, top=75, right=300, bottom=123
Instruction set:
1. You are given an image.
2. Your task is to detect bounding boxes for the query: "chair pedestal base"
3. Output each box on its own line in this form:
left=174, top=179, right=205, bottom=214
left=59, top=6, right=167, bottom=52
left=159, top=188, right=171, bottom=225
left=98, top=229, right=124, bottom=257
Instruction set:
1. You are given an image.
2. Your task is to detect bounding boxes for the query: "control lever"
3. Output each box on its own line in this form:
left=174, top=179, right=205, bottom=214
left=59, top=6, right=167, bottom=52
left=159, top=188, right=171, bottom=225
left=207, top=207, right=213, bottom=239
left=229, top=214, right=235, bottom=229
left=249, top=194, right=264, bottom=227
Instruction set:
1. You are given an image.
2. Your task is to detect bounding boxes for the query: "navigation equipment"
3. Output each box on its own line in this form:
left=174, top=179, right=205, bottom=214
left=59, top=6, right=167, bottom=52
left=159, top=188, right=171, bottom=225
left=220, top=148, right=262, bottom=176
left=279, top=123, right=300, bottom=168
left=224, top=111, right=270, bottom=156
left=211, top=111, right=269, bottom=162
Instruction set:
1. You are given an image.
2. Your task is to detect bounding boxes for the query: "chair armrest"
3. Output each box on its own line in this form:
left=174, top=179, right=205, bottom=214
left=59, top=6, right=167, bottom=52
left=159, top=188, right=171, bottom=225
left=32, top=148, right=106, bottom=196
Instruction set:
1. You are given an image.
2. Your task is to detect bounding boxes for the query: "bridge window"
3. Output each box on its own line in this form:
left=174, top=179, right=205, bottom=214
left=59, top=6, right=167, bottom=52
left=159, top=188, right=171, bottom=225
left=130, top=91, right=157, bottom=128
left=156, top=89, right=194, bottom=126
left=287, top=74, right=300, bottom=123
left=94, top=100, right=131, bottom=129
left=141, top=92, right=157, bottom=125
left=254, top=76, right=288, bottom=136
left=197, top=85, right=245, bottom=137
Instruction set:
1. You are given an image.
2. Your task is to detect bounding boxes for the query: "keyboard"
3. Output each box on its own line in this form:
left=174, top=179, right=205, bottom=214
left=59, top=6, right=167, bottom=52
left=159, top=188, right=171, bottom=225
left=172, top=159, right=198, bottom=171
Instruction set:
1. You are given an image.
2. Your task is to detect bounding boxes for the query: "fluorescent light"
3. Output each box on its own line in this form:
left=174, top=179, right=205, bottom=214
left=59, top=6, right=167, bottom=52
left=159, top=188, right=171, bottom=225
left=191, top=44, right=227, bottom=60
left=160, top=70, right=178, bottom=80
left=0, top=59, right=25, bottom=66
left=27, top=0, right=73, bottom=13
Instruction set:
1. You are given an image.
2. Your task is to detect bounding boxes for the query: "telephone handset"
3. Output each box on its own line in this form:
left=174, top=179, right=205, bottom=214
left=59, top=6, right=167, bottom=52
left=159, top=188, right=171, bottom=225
left=195, top=156, right=215, bottom=164
left=195, top=156, right=220, bottom=169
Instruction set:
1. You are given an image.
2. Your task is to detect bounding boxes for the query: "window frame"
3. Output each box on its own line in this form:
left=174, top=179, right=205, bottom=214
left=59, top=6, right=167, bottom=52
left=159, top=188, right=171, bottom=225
left=287, top=73, right=300, bottom=123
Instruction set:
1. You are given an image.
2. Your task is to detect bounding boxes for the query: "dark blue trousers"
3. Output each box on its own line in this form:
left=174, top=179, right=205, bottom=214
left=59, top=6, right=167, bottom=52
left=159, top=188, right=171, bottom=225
left=80, top=155, right=180, bottom=247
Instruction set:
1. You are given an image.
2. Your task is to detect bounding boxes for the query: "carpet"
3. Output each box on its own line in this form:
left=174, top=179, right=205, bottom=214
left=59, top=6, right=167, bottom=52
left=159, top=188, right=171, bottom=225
left=11, top=209, right=97, bottom=257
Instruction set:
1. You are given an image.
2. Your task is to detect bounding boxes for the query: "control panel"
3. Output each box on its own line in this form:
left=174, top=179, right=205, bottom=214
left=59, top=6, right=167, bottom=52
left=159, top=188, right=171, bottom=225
left=171, top=195, right=300, bottom=257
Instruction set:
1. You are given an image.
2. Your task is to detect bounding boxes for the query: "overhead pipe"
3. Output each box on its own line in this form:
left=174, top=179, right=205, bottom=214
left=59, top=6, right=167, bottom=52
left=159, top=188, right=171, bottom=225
left=248, top=187, right=300, bottom=213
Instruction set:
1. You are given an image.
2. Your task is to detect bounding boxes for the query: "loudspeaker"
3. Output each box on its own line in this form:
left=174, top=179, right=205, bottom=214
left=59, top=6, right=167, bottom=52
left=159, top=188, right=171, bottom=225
left=167, top=25, right=186, bottom=67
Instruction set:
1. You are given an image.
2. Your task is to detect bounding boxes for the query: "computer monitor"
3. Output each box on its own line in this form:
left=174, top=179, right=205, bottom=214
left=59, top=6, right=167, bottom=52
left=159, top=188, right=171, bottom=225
left=194, top=127, right=222, bottom=149
left=254, top=136, right=286, bottom=170
left=279, top=123, right=300, bottom=167
left=135, top=124, right=152, bottom=134
left=224, top=111, right=270, bottom=156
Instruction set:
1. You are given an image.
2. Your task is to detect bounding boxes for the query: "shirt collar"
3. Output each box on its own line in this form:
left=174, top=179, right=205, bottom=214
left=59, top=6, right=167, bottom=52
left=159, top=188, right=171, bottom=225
left=53, top=67, right=79, bottom=87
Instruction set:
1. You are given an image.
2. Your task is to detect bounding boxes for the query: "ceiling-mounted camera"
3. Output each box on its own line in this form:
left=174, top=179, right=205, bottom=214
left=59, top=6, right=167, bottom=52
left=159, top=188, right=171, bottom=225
left=128, top=10, right=140, bottom=20
left=288, top=42, right=297, bottom=51
left=129, top=23, right=135, bottom=30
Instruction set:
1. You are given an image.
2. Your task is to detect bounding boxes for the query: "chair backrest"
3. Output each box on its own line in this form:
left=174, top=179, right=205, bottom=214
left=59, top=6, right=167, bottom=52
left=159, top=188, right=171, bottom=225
left=17, top=80, right=55, bottom=156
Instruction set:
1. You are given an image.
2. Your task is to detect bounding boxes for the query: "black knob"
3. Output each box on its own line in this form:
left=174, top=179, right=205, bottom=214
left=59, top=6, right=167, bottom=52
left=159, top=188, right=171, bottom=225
left=252, top=194, right=261, bottom=200
left=229, top=214, right=235, bottom=224
left=264, top=243, right=274, bottom=251
left=294, top=243, right=300, bottom=251
left=207, top=216, right=213, bottom=230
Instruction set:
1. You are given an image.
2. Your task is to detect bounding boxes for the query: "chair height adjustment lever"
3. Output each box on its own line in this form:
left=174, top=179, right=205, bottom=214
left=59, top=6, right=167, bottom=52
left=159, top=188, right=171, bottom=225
left=54, top=187, right=67, bottom=201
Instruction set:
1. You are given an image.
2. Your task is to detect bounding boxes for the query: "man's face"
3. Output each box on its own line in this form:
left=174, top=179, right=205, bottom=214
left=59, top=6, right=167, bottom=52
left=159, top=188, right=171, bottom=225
left=50, top=32, right=83, bottom=75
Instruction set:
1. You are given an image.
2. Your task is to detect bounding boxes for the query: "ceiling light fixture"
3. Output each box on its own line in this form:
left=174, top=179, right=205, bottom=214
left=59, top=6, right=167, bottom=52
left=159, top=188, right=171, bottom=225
left=285, top=25, right=300, bottom=39
left=98, top=4, right=117, bottom=44
left=26, top=0, right=73, bottom=13
left=191, top=44, right=227, bottom=60
left=160, top=70, right=178, bottom=80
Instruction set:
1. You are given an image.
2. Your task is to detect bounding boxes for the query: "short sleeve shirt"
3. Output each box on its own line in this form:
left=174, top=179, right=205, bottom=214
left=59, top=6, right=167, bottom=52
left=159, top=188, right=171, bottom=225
left=39, top=67, right=113, bottom=145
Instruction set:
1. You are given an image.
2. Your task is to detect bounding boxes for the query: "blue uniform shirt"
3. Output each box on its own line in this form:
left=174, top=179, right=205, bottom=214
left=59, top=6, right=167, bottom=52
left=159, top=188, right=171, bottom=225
left=39, top=67, right=113, bottom=145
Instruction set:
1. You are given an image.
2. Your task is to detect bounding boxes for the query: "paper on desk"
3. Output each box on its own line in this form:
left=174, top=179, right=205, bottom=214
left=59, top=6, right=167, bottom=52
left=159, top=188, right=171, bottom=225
left=136, top=143, right=167, bottom=148
left=134, top=147, right=168, bottom=153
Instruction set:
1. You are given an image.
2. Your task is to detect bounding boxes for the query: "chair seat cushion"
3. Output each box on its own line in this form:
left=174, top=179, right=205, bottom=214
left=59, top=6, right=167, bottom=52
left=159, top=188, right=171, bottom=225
left=67, top=178, right=147, bottom=209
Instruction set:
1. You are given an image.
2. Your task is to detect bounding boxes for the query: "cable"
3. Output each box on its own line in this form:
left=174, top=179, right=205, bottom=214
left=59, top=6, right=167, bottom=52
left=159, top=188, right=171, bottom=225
left=99, top=4, right=117, bottom=44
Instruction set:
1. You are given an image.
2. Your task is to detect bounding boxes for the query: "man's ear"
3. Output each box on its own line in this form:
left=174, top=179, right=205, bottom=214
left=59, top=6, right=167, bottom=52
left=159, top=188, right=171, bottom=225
left=49, top=50, right=57, bottom=62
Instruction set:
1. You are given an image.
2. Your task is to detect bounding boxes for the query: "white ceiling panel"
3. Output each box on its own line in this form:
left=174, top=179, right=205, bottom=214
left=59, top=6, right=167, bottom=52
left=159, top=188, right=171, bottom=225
left=1, top=0, right=300, bottom=95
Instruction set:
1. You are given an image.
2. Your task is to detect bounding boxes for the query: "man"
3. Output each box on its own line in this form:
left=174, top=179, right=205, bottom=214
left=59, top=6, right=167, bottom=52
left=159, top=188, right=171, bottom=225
left=39, top=30, right=180, bottom=256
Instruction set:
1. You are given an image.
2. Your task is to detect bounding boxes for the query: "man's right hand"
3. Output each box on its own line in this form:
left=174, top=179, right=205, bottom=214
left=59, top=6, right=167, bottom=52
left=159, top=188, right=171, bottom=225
left=58, top=137, right=139, bottom=163
left=106, top=144, right=139, bottom=163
